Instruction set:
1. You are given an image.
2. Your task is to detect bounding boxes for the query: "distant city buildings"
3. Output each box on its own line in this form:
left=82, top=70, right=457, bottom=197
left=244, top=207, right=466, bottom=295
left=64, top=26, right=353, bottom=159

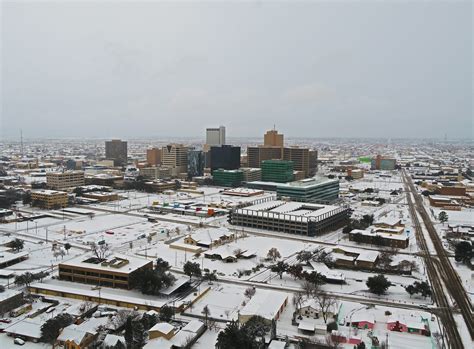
left=206, top=126, right=226, bottom=147
left=247, top=129, right=317, bottom=177
left=371, top=155, right=396, bottom=171
left=105, top=139, right=128, bottom=166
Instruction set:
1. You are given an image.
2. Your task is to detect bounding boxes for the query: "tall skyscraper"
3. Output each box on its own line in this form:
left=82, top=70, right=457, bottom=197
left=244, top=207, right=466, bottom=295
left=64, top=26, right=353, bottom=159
left=162, top=144, right=188, bottom=177
left=187, top=150, right=205, bottom=178
left=209, top=145, right=241, bottom=173
left=105, top=139, right=127, bottom=166
left=206, top=126, right=226, bottom=146
left=264, top=129, right=284, bottom=147
left=146, top=148, right=162, bottom=166
left=246, top=129, right=317, bottom=178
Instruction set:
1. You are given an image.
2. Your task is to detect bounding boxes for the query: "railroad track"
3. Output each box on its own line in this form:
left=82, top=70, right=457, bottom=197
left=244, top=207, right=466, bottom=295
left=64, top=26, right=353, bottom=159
left=403, top=170, right=472, bottom=348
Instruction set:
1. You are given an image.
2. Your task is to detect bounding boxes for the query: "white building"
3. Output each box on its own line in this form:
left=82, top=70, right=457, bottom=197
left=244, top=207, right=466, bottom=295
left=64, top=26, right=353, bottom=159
left=206, top=126, right=226, bottom=146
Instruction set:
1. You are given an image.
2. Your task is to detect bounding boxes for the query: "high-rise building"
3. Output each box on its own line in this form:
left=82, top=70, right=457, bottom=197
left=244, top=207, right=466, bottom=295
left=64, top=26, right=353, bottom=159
left=283, top=147, right=317, bottom=178
left=162, top=144, right=189, bottom=177
left=187, top=150, right=205, bottom=178
left=247, top=146, right=317, bottom=177
left=206, top=126, right=226, bottom=146
left=264, top=129, right=284, bottom=147
left=105, top=140, right=128, bottom=166
left=210, top=145, right=241, bottom=172
left=146, top=148, right=162, bottom=166
left=261, top=160, right=294, bottom=183
left=247, top=146, right=283, bottom=168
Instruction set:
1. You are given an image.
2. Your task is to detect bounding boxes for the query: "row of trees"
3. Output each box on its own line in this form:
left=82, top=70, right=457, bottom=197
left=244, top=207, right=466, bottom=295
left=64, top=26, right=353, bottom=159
left=14, top=271, right=49, bottom=288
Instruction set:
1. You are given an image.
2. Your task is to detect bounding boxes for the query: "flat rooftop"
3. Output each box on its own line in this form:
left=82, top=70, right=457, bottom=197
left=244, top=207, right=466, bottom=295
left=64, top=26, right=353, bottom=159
left=59, top=253, right=151, bottom=274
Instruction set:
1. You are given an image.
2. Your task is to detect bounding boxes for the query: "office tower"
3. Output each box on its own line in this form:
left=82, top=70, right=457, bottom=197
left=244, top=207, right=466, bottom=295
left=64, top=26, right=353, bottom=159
left=264, top=129, right=284, bottom=147
left=209, top=145, right=241, bottom=172
left=206, top=126, right=226, bottom=146
left=161, top=144, right=188, bottom=177
left=276, top=177, right=340, bottom=203
left=213, top=169, right=244, bottom=187
left=247, top=146, right=283, bottom=168
left=187, top=150, right=205, bottom=178
left=105, top=139, right=128, bottom=166
left=146, top=148, right=162, bottom=166
left=46, top=171, right=85, bottom=190
left=261, top=160, right=294, bottom=183
left=283, top=147, right=319, bottom=178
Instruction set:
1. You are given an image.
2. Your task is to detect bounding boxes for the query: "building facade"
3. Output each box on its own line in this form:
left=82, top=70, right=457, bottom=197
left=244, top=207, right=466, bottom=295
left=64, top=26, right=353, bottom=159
left=105, top=140, right=128, bottom=166
left=58, top=255, right=153, bottom=289
left=230, top=199, right=350, bottom=237
left=146, top=148, right=162, bottom=166
left=276, top=177, right=340, bottom=203
left=213, top=169, right=243, bottom=187
left=139, top=167, right=172, bottom=180
left=162, top=144, right=188, bottom=177
left=46, top=171, right=85, bottom=190
left=187, top=150, right=205, bottom=178
left=206, top=126, right=226, bottom=146
left=31, top=190, right=68, bottom=209
left=261, top=160, right=294, bottom=183
left=264, top=129, right=284, bottom=147
left=209, top=145, right=241, bottom=172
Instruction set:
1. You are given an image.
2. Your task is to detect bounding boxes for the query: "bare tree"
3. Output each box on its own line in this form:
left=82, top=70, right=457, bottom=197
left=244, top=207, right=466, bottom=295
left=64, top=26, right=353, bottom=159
left=91, top=242, right=109, bottom=260
left=313, top=290, right=337, bottom=323
left=302, top=281, right=318, bottom=297
left=292, top=291, right=304, bottom=313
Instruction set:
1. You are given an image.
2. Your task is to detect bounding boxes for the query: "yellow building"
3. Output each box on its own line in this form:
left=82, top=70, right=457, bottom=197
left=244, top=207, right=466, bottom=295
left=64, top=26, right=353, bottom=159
left=31, top=190, right=68, bottom=209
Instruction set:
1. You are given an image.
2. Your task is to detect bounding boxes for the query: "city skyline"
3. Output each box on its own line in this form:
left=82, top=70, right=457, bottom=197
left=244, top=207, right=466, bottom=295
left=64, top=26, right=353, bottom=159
left=2, top=1, right=472, bottom=140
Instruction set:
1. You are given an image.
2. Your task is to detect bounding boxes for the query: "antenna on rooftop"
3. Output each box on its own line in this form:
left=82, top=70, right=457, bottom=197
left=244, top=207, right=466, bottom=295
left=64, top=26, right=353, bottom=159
left=20, top=129, right=24, bottom=157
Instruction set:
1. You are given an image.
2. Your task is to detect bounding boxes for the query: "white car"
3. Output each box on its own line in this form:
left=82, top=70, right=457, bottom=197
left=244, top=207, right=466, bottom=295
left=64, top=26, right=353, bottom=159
left=14, top=338, right=25, bottom=346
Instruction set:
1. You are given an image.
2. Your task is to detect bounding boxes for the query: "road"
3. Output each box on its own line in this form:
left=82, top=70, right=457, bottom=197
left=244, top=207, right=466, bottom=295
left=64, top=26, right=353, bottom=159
left=403, top=170, right=472, bottom=349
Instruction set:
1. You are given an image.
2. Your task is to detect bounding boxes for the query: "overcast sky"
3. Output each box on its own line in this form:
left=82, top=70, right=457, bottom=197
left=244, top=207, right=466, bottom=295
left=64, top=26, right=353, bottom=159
left=1, top=0, right=472, bottom=140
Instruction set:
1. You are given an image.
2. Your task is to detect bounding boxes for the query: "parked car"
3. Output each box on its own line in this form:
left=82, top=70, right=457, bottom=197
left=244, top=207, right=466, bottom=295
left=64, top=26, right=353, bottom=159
left=14, top=338, right=25, bottom=346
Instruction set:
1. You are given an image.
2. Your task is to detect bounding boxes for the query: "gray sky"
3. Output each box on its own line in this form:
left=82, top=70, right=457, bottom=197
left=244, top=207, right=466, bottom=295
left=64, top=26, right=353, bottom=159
left=1, top=0, right=472, bottom=140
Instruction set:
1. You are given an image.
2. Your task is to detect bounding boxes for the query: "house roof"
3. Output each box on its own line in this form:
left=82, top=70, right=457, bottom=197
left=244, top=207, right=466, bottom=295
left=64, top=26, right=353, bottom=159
left=150, top=322, right=175, bottom=335
left=239, top=290, right=288, bottom=321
